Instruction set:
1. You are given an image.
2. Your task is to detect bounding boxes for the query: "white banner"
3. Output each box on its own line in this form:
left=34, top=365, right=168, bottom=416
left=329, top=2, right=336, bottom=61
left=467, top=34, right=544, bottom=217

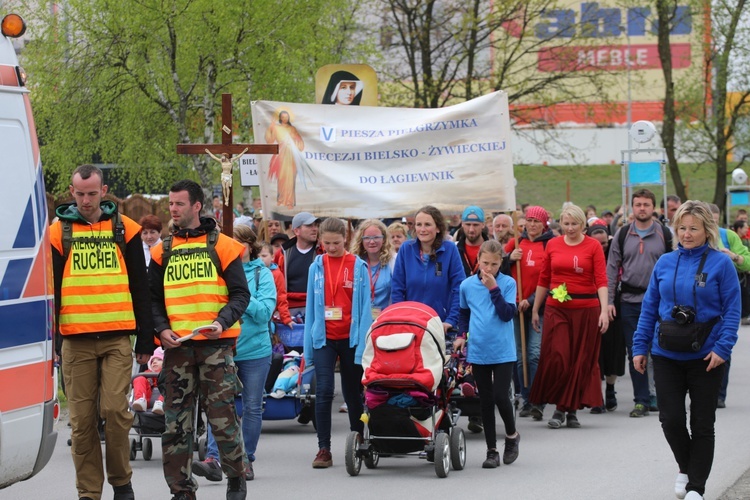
left=250, top=91, right=515, bottom=219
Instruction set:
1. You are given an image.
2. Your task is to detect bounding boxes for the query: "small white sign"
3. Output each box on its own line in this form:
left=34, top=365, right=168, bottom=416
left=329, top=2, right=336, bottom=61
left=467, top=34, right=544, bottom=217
left=239, top=154, right=259, bottom=186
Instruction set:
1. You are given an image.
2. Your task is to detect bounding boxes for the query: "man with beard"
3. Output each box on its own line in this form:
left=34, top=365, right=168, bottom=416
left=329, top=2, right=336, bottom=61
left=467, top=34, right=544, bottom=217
left=607, top=189, right=673, bottom=418
left=493, top=214, right=514, bottom=248
left=456, top=206, right=490, bottom=276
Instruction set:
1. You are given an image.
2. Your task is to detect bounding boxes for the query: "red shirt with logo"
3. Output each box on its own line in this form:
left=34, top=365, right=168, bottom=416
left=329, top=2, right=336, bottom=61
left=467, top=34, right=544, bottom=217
left=324, top=253, right=356, bottom=340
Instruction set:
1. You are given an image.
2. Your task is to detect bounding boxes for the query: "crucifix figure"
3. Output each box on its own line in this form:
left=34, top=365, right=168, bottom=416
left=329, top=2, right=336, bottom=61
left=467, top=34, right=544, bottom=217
left=177, top=93, right=278, bottom=235
left=206, top=148, right=248, bottom=206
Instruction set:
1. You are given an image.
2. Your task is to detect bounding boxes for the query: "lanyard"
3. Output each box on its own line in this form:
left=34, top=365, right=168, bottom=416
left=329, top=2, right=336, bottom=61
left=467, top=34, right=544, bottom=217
left=368, top=262, right=382, bottom=302
left=325, top=253, right=348, bottom=307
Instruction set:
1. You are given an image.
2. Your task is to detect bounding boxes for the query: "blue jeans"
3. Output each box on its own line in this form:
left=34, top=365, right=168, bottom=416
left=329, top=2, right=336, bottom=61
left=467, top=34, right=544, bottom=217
left=314, top=339, right=364, bottom=450
left=514, top=312, right=541, bottom=402
left=621, top=301, right=650, bottom=405
left=206, top=355, right=271, bottom=462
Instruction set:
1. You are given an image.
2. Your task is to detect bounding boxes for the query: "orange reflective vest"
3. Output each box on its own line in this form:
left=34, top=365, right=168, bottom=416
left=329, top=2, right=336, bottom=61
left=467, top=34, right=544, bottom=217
left=151, top=232, right=244, bottom=340
left=50, top=216, right=140, bottom=335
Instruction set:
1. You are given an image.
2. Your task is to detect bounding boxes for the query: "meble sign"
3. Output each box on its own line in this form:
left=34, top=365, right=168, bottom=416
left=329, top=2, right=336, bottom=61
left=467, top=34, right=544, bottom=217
left=529, top=2, right=692, bottom=72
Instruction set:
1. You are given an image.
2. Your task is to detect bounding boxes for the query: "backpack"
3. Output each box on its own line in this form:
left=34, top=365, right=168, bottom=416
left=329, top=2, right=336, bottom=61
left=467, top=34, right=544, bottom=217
left=61, top=210, right=126, bottom=261
left=617, top=222, right=673, bottom=256
left=161, top=227, right=224, bottom=278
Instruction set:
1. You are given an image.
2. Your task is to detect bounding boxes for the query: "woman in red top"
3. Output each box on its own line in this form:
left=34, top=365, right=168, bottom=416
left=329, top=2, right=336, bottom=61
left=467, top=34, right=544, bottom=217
left=530, top=204, right=609, bottom=429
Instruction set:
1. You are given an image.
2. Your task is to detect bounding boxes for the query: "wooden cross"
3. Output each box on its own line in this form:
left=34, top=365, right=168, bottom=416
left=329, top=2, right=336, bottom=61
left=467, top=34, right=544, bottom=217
left=177, top=93, right=278, bottom=236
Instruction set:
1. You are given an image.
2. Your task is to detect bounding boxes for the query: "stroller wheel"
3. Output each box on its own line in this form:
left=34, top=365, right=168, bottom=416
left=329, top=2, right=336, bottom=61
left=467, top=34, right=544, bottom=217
left=129, top=438, right=137, bottom=461
left=344, top=431, right=363, bottom=476
left=434, top=432, right=450, bottom=478
left=449, top=427, right=466, bottom=471
left=364, top=448, right=379, bottom=469
left=142, top=438, right=153, bottom=461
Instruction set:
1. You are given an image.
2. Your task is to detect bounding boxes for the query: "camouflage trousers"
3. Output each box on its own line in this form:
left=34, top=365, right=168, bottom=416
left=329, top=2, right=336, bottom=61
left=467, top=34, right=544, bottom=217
left=160, top=344, right=246, bottom=493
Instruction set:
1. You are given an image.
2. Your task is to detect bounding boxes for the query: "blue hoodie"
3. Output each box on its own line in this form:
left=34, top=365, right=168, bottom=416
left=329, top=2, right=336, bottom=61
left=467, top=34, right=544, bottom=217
left=235, top=258, right=276, bottom=362
left=391, top=239, right=466, bottom=326
left=303, top=254, right=373, bottom=365
left=633, top=243, right=740, bottom=361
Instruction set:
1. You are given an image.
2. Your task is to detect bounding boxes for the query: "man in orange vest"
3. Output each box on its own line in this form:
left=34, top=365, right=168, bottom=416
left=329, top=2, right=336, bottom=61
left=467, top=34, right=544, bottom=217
left=50, top=164, right=154, bottom=500
left=149, top=180, right=250, bottom=500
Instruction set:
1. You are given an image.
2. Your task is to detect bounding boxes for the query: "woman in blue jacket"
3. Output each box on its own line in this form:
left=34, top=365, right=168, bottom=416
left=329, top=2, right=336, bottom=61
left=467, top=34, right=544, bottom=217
left=633, top=201, right=740, bottom=500
left=304, top=218, right=372, bottom=469
left=392, top=205, right=466, bottom=332
left=192, top=224, right=277, bottom=482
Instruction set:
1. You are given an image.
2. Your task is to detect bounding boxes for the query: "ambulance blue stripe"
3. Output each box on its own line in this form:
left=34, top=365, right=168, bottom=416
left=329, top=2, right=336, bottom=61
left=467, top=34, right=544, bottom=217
left=34, top=166, right=48, bottom=237
left=0, top=300, right=50, bottom=348
left=13, top=196, right=36, bottom=248
left=0, top=258, right=32, bottom=300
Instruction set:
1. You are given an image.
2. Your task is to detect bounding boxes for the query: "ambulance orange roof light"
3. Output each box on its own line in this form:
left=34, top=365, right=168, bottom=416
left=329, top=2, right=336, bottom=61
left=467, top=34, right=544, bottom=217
left=2, top=14, right=27, bottom=38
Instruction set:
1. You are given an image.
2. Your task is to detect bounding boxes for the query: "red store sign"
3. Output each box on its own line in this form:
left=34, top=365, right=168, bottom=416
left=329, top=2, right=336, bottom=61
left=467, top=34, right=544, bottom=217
left=537, top=42, right=691, bottom=72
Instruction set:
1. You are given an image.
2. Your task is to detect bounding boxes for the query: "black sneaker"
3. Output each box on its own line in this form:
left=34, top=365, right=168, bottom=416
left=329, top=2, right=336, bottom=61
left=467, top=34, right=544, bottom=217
left=529, top=405, right=544, bottom=421
left=566, top=412, right=581, bottom=428
left=629, top=403, right=649, bottom=417
left=113, top=481, right=135, bottom=500
left=519, top=403, right=533, bottom=417
left=227, top=475, right=247, bottom=500
left=482, top=449, right=500, bottom=469
left=590, top=405, right=606, bottom=414
left=467, top=416, right=483, bottom=433
left=717, top=399, right=726, bottom=409
left=605, top=389, right=617, bottom=411
left=503, top=434, right=520, bottom=464
left=171, top=493, right=196, bottom=500
left=192, top=457, right=223, bottom=482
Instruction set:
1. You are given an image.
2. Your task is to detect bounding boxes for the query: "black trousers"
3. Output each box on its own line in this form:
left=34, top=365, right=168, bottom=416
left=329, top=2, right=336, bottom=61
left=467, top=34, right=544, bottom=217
left=653, top=355, right=725, bottom=496
left=472, top=362, right=516, bottom=450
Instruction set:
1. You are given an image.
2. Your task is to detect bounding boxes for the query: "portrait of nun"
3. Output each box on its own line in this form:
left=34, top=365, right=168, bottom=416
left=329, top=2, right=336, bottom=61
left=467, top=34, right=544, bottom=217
left=324, top=70, right=364, bottom=105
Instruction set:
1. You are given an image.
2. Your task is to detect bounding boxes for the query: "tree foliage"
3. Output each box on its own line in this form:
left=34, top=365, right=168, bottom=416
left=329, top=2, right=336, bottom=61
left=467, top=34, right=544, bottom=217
left=21, top=0, right=367, bottom=194
left=370, top=0, right=614, bottom=111
left=654, top=0, right=749, bottom=210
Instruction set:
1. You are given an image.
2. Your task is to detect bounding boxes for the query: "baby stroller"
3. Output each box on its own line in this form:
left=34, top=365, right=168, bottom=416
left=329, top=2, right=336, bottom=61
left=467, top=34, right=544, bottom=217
left=128, top=372, right=166, bottom=461
left=262, top=323, right=316, bottom=427
left=345, top=302, right=466, bottom=478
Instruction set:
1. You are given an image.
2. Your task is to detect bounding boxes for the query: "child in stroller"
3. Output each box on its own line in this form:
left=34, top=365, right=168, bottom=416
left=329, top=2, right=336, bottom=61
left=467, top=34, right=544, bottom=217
left=132, top=347, right=164, bottom=414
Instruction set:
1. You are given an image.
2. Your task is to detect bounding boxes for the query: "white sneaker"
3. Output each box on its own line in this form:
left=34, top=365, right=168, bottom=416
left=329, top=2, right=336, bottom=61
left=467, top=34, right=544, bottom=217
left=132, top=397, right=147, bottom=412
left=675, top=473, right=689, bottom=499
left=152, top=399, right=164, bottom=415
left=684, top=491, right=702, bottom=499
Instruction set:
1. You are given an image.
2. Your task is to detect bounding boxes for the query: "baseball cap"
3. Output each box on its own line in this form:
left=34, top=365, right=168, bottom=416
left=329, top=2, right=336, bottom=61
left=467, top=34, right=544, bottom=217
left=253, top=209, right=263, bottom=220
left=462, top=206, right=485, bottom=223
left=292, top=211, right=318, bottom=229
left=601, top=210, right=614, bottom=217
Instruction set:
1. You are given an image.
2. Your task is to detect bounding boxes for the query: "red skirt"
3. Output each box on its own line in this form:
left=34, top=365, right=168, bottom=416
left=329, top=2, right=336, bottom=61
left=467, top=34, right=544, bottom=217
left=530, top=305, right=603, bottom=411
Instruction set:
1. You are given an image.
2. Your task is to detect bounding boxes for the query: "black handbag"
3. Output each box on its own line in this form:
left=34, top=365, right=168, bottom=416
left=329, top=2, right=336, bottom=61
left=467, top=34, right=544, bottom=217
left=658, top=318, right=718, bottom=353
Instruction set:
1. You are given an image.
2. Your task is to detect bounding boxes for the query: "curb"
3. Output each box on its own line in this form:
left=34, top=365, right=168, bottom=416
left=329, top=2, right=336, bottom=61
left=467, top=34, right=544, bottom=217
left=720, top=466, right=750, bottom=499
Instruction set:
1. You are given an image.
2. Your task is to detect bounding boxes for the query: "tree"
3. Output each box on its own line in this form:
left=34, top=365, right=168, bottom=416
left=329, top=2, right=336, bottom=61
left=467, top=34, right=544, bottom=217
left=22, top=0, right=367, bottom=194
left=657, top=0, right=750, bottom=210
left=370, top=0, right=615, bottom=111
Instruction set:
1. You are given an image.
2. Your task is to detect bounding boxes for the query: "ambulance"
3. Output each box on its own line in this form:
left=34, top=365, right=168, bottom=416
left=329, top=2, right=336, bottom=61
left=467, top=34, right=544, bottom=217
left=0, top=12, right=58, bottom=488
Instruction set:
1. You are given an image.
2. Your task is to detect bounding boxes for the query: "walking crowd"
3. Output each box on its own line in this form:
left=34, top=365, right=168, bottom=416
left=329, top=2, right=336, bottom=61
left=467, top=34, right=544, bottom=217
left=53, top=165, right=742, bottom=500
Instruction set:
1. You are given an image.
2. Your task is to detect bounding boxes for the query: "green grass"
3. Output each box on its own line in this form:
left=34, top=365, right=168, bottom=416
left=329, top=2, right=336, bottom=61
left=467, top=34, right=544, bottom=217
left=514, top=163, right=731, bottom=216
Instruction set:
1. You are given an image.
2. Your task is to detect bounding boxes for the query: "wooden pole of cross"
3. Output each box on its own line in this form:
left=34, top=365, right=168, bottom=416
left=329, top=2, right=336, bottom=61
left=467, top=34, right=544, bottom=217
left=177, top=93, right=278, bottom=236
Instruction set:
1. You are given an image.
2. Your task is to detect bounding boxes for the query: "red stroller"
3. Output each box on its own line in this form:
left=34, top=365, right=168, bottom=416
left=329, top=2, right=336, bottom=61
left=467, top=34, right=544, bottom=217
left=345, top=302, right=465, bottom=478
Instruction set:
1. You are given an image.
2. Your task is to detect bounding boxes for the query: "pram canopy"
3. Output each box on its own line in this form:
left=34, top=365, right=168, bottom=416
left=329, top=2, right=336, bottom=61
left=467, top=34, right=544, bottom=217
left=361, top=302, right=446, bottom=392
